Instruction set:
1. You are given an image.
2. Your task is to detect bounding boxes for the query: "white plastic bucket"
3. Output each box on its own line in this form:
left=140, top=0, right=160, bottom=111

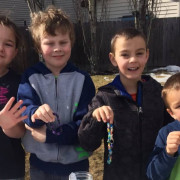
left=69, top=171, right=93, bottom=180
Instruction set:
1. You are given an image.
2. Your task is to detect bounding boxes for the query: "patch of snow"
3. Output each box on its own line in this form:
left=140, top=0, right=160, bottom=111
left=148, top=73, right=172, bottom=84
left=147, top=65, right=180, bottom=84
left=151, top=65, right=180, bottom=73
left=104, top=77, right=114, bottom=81
left=103, top=65, right=180, bottom=84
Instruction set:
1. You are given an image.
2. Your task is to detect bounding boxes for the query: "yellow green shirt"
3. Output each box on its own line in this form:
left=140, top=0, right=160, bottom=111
left=169, top=156, right=180, bottom=180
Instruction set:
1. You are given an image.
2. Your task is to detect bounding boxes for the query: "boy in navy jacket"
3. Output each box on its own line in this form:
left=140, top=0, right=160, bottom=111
left=78, top=28, right=172, bottom=180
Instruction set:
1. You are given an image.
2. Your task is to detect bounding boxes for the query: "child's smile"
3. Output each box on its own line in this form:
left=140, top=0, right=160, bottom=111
left=40, top=31, right=71, bottom=75
left=110, top=36, right=149, bottom=84
left=127, top=67, right=139, bottom=71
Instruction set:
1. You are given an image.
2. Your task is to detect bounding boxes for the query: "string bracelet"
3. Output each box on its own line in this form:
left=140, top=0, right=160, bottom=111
left=107, top=122, right=114, bottom=164
left=49, top=112, right=62, bottom=135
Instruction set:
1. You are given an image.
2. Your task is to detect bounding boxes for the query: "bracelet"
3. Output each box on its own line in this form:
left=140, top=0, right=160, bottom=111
left=107, top=122, right=114, bottom=164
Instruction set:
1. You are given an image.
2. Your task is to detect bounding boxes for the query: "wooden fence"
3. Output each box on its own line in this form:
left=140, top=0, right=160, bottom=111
left=11, top=17, right=180, bottom=74
left=148, top=18, right=180, bottom=70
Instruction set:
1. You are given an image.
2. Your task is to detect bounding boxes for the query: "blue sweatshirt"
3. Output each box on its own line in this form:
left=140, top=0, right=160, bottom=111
left=18, top=62, right=95, bottom=175
left=146, top=120, right=180, bottom=180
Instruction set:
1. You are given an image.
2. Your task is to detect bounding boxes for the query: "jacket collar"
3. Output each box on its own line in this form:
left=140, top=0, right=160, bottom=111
left=109, top=75, right=143, bottom=106
left=34, top=62, right=76, bottom=76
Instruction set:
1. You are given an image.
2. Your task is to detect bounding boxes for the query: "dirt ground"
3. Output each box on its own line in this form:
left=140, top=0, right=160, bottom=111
left=24, top=75, right=115, bottom=180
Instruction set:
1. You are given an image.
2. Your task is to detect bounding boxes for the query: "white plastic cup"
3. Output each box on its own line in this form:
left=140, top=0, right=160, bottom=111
left=69, top=171, right=93, bottom=180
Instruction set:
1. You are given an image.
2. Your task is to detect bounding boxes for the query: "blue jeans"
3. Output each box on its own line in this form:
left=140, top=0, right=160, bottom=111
left=30, top=165, right=69, bottom=180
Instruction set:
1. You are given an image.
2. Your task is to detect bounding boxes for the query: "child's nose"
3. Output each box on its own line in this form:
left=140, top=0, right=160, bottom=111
left=54, top=45, right=62, bottom=52
left=129, top=56, right=137, bottom=63
left=0, top=44, right=4, bottom=52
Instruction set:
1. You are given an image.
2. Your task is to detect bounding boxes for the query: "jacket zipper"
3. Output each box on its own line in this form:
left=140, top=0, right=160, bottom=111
left=136, top=81, right=143, bottom=179
left=138, top=106, right=143, bottom=179
left=55, top=76, right=60, bottom=161
left=55, top=76, right=58, bottom=112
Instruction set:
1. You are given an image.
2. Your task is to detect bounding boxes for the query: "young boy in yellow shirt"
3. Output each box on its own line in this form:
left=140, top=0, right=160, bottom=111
left=147, top=72, right=180, bottom=180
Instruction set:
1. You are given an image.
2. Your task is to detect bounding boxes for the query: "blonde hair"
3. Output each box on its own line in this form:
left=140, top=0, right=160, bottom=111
left=110, top=28, right=147, bottom=54
left=29, top=6, right=75, bottom=52
left=162, top=72, right=180, bottom=108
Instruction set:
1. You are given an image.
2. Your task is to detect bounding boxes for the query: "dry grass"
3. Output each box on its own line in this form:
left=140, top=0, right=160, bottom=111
left=25, top=74, right=116, bottom=180
left=91, top=75, right=115, bottom=90
left=25, top=153, right=30, bottom=179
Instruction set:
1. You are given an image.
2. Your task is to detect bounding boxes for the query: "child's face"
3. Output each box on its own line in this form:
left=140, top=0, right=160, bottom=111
left=109, top=36, right=149, bottom=83
left=166, top=89, right=180, bottom=121
left=40, top=30, right=71, bottom=75
left=0, top=25, right=18, bottom=71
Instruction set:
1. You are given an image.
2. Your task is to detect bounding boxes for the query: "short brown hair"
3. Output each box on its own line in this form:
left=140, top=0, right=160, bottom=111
left=110, top=28, right=147, bottom=54
left=0, top=15, right=20, bottom=49
left=29, top=6, right=75, bottom=52
left=162, top=72, right=180, bottom=108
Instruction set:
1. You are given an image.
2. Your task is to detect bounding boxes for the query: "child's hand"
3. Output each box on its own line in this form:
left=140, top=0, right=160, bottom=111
left=166, top=131, right=180, bottom=156
left=31, top=104, right=55, bottom=123
left=92, top=106, right=114, bottom=124
left=0, top=97, right=27, bottom=130
left=25, top=124, right=46, bottom=143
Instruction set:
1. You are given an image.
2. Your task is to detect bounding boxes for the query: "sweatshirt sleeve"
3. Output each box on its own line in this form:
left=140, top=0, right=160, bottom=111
left=17, top=71, right=45, bottom=128
left=78, top=90, right=106, bottom=151
left=146, top=127, right=177, bottom=180
left=45, top=74, right=96, bottom=145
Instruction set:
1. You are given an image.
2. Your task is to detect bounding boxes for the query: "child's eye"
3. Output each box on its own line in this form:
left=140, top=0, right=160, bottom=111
left=136, top=52, right=144, bottom=56
left=174, top=105, right=180, bottom=109
left=121, top=53, right=129, bottom=58
left=45, top=42, right=53, bottom=46
left=5, top=43, right=13, bottom=47
left=43, top=40, right=54, bottom=46
left=60, top=41, right=68, bottom=45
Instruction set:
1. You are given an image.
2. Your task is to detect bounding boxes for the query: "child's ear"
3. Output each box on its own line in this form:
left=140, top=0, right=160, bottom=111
left=109, top=52, right=117, bottom=67
left=166, top=108, right=176, bottom=119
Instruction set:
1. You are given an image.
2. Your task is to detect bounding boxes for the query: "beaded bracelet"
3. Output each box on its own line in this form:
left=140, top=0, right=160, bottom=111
left=49, top=112, right=62, bottom=135
left=107, top=122, right=114, bottom=164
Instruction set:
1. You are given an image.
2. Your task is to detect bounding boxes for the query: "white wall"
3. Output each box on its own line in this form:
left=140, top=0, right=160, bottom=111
left=0, top=0, right=30, bottom=26
left=0, top=0, right=78, bottom=26
left=96, top=0, right=180, bottom=21
left=0, top=0, right=179, bottom=27
left=45, top=0, right=78, bottom=22
left=97, top=0, right=132, bottom=21
left=156, top=0, right=180, bottom=18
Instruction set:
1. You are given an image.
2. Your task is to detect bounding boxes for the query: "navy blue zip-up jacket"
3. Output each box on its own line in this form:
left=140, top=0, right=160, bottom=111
left=147, top=120, right=180, bottom=180
left=78, top=75, right=172, bottom=180
left=18, top=62, right=95, bottom=175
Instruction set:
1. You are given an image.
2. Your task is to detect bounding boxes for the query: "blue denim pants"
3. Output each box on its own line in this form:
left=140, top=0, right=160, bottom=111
left=30, top=165, right=69, bottom=180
